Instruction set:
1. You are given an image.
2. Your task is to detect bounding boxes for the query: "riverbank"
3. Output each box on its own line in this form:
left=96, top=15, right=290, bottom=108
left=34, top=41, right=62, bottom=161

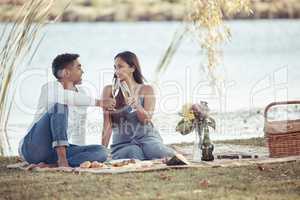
left=0, top=0, right=300, bottom=22
left=1, top=138, right=299, bottom=200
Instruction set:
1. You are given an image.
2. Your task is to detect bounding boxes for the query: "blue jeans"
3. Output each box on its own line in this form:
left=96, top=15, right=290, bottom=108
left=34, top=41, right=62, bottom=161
left=21, top=103, right=108, bottom=167
left=111, top=137, right=175, bottom=160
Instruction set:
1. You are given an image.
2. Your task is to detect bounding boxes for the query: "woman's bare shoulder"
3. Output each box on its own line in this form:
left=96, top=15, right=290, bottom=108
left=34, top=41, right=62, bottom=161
left=140, top=84, right=154, bottom=95
left=102, top=85, right=113, bottom=97
left=103, top=84, right=112, bottom=90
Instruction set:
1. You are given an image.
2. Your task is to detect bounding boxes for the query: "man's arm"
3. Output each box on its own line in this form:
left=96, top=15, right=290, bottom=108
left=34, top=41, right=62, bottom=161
left=45, top=82, right=115, bottom=109
left=46, top=82, right=96, bottom=106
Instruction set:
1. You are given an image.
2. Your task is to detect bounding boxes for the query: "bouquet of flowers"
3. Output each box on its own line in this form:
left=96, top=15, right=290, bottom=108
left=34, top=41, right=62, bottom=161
left=175, top=101, right=216, bottom=161
left=176, top=101, right=215, bottom=135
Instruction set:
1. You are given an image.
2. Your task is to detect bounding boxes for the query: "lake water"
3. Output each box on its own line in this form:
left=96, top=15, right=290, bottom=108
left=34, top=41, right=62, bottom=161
left=1, top=20, right=300, bottom=155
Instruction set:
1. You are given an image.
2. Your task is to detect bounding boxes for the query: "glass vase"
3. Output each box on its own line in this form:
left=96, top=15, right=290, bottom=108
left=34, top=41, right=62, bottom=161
left=192, top=124, right=202, bottom=162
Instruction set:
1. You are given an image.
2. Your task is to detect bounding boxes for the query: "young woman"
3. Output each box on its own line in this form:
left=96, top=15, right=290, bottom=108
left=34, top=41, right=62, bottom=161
left=101, top=51, right=174, bottom=160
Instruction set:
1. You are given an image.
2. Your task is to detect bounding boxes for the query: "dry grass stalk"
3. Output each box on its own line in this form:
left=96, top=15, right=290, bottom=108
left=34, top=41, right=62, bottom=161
left=156, top=1, right=252, bottom=92
left=187, top=0, right=252, bottom=94
left=0, top=0, right=58, bottom=155
left=156, top=27, right=187, bottom=75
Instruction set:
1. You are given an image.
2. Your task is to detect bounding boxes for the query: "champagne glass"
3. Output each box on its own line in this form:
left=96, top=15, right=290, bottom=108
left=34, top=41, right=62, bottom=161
left=111, top=77, right=119, bottom=98
left=111, top=77, right=119, bottom=112
left=120, top=82, right=136, bottom=113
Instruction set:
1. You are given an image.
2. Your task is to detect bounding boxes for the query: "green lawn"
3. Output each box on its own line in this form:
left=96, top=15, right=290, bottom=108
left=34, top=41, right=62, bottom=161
left=1, top=138, right=300, bottom=200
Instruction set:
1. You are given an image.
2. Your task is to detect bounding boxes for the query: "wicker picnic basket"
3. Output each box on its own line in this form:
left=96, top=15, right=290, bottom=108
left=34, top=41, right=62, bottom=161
left=264, top=101, right=300, bottom=157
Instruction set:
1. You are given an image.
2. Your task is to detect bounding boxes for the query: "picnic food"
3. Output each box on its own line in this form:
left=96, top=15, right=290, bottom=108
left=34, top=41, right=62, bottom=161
left=80, top=161, right=107, bottom=169
left=80, top=161, right=92, bottom=168
left=91, top=161, right=104, bottom=168
left=139, top=161, right=153, bottom=168
left=111, top=159, right=136, bottom=167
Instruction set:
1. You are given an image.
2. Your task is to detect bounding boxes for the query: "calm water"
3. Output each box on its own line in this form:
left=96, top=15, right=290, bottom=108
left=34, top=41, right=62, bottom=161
left=1, top=20, right=300, bottom=155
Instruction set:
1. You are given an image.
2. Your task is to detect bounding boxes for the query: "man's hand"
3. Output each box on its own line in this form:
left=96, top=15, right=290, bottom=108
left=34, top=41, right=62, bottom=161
left=98, top=98, right=116, bottom=111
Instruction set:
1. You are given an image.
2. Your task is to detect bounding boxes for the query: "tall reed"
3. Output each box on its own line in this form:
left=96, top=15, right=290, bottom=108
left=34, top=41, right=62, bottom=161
left=0, top=0, right=58, bottom=155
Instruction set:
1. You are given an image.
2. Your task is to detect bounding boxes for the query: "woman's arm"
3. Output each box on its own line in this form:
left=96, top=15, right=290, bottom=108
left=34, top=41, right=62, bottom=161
left=101, top=85, right=113, bottom=147
left=132, top=85, right=156, bottom=124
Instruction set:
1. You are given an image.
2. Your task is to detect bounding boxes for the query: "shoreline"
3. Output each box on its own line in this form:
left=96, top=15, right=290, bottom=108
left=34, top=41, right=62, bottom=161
left=1, top=0, right=300, bottom=22
left=0, top=18, right=299, bottom=25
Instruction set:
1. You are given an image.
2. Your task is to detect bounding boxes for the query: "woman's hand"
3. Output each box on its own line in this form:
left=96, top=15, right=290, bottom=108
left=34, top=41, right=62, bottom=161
left=127, top=96, right=141, bottom=110
left=98, top=98, right=116, bottom=111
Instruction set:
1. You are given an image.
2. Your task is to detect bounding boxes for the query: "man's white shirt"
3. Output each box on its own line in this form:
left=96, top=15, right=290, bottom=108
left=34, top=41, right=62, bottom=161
left=18, top=81, right=96, bottom=158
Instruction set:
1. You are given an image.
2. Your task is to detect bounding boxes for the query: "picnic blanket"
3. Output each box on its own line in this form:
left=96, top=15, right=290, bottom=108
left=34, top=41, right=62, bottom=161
left=6, top=159, right=172, bottom=174
left=7, top=155, right=300, bottom=174
left=7, top=144, right=300, bottom=174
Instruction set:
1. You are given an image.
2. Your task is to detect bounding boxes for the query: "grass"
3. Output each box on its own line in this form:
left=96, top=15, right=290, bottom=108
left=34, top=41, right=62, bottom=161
left=0, top=138, right=300, bottom=200
left=170, top=137, right=266, bottom=148
left=215, top=137, right=266, bottom=147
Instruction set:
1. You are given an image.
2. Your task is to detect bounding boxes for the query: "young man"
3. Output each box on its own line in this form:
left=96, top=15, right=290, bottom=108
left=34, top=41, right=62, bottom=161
left=18, top=53, right=116, bottom=167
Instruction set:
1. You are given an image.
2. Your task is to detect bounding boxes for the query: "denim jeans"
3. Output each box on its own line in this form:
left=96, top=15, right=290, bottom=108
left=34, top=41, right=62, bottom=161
left=21, top=103, right=108, bottom=167
left=111, top=137, right=175, bottom=160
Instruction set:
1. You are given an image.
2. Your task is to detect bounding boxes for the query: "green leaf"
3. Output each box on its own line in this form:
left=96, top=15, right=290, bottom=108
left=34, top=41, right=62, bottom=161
left=207, top=117, right=216, bottom=130
left=175, top=119, right=195, bottom=135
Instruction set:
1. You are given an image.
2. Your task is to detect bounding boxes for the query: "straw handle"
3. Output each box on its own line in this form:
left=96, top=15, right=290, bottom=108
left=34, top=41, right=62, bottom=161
left=264, top=100, right=300, bottom=122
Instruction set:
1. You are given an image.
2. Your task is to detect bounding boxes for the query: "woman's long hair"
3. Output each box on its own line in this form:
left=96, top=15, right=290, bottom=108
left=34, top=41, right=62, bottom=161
left=111, top=51, right=146, bottom=124
left=114, top=51, right=145, bottom=84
